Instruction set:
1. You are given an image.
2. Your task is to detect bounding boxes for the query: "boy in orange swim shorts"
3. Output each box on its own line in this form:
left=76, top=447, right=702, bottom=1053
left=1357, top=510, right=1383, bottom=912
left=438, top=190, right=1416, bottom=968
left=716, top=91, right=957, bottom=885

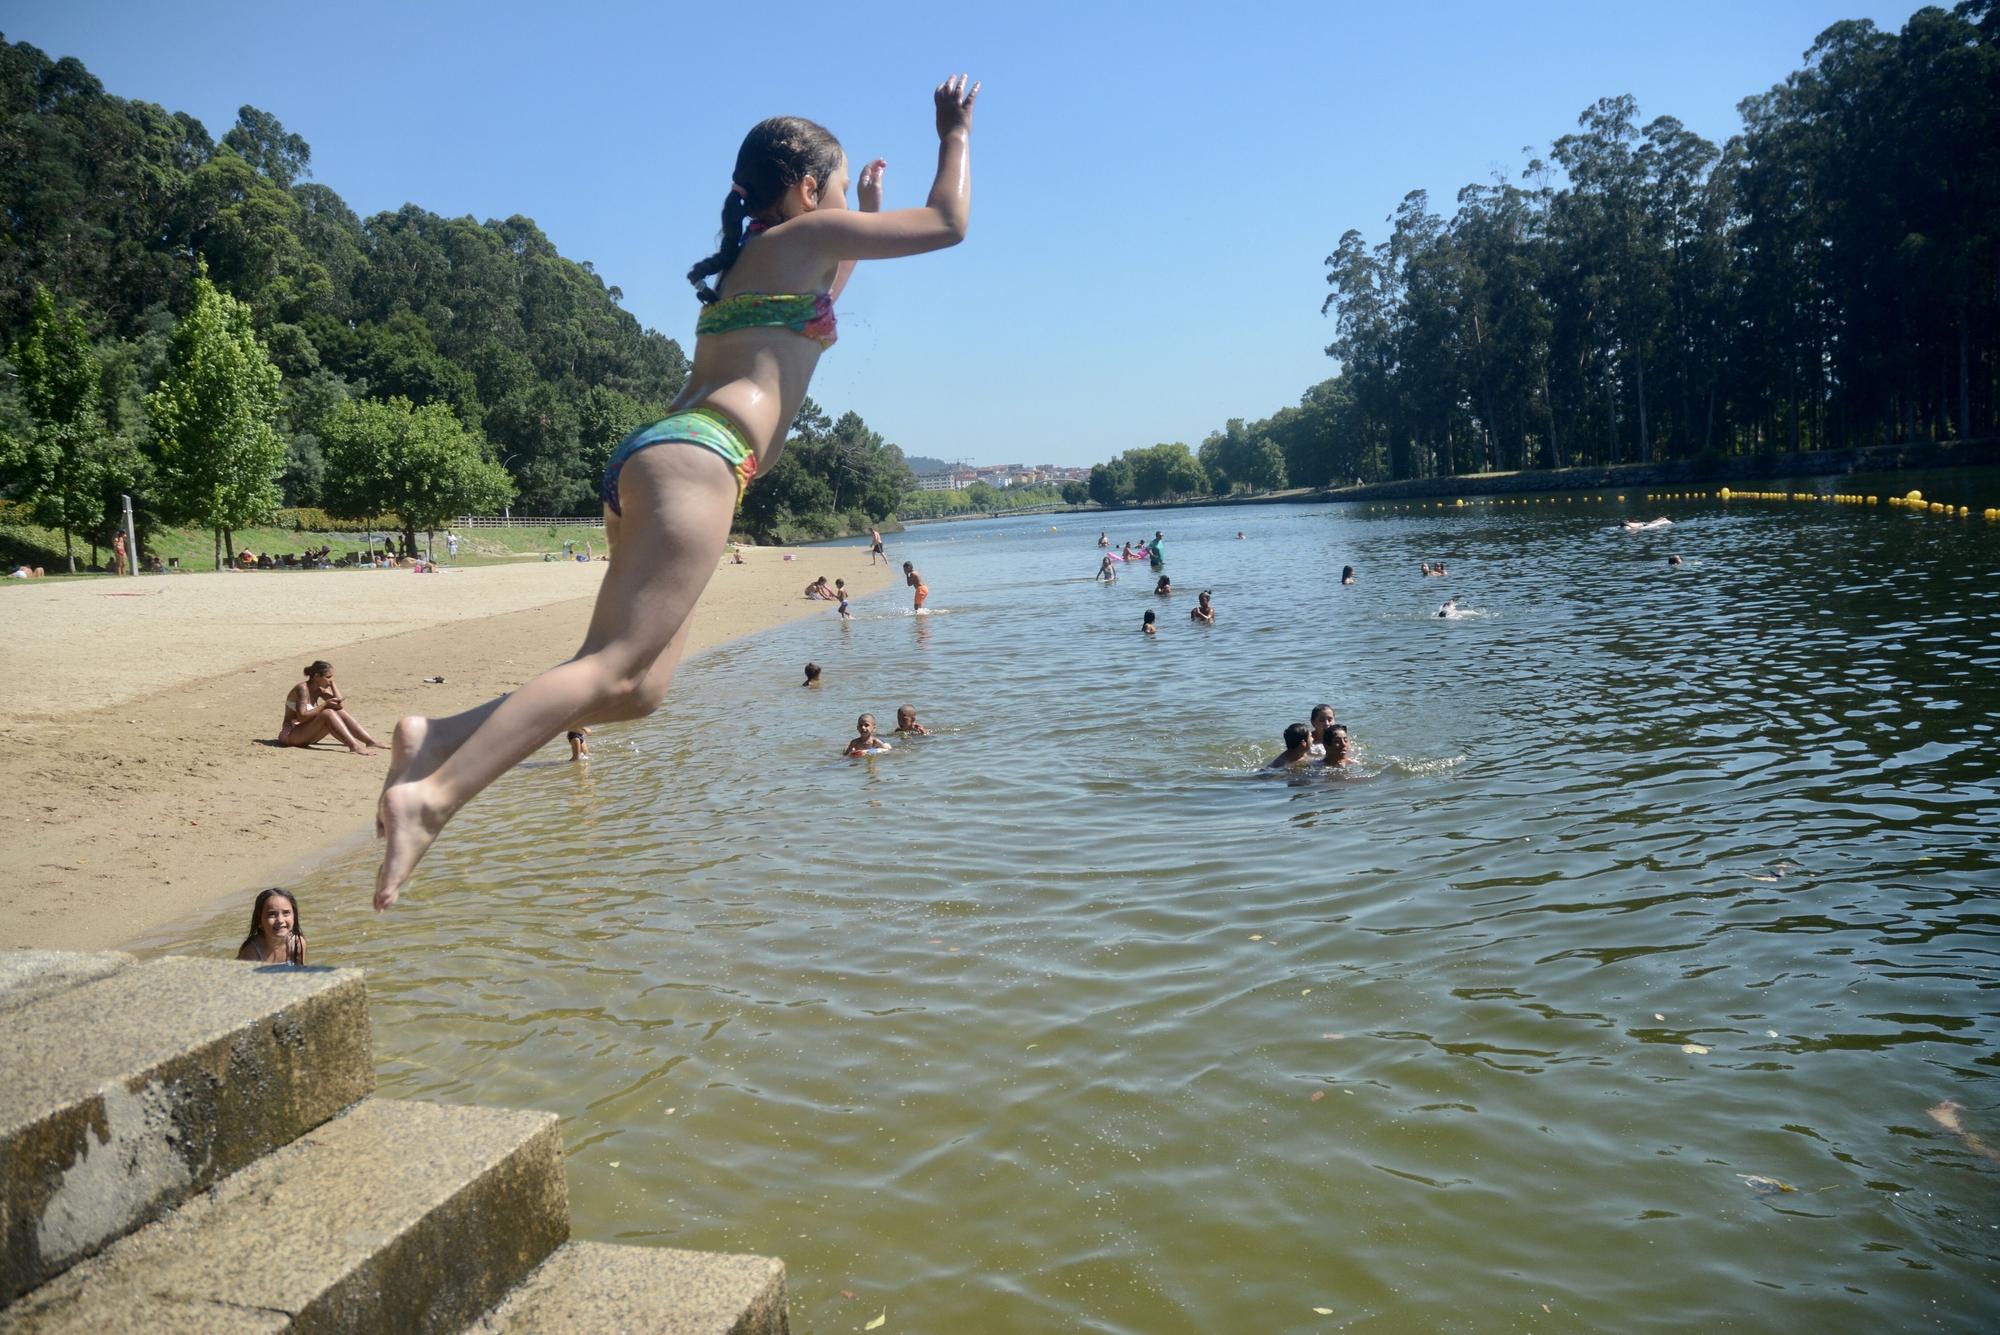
left=903, top=560, right=928, bottom=610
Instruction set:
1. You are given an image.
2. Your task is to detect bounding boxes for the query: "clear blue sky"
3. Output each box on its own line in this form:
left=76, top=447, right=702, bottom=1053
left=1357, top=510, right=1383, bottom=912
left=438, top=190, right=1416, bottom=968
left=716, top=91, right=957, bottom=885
left=10, top=0, right=1921, bottom=467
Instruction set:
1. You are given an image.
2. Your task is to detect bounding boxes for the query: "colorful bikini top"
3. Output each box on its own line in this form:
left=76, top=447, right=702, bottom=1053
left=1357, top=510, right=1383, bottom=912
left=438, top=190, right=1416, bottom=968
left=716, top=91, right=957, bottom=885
left=696, top=291, right=838, bottom=347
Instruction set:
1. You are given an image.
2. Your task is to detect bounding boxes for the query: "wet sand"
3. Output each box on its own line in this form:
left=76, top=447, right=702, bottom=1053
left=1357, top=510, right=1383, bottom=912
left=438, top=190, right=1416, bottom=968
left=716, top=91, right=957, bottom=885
left=0, top=548, right=889, bottom=950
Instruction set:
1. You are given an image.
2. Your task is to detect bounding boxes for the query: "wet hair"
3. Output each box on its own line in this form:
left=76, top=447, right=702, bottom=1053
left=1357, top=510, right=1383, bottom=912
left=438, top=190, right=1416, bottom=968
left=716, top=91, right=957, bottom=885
left=1326, top=729, right=1353, bottom=763
left=1284, top=723, right=1312, bottom=750
left=1311, top=703, right=1335, bottom=728
left=803, top=662, right=822, bottom=681
left=241, top=888, right=300, bottom=952
left=687, top=116, right=845, bottom=306
left=1341, top=565, right=1355, bottom=581
left=304, top=660, right=332, bottom=678
left=1142, top=609, right=1157, bottom=625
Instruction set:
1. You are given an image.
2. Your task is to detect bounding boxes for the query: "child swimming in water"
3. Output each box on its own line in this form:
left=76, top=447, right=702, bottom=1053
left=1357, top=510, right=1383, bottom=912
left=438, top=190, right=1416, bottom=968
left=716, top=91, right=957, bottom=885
left=894, top=704, right=931, bottom=735
left=1267, top=723, right=1313, bottom=769
left=373, top=76, right=980, bottom=907
left=845, top=713, right=893, bottom=756
left=1142, top=609, right=1158, bottom=636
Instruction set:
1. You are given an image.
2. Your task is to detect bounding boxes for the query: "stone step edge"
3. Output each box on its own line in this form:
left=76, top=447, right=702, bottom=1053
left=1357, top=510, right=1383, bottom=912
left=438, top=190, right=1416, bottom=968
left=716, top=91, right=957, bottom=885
left=1, top=956, right=374, bottom=1304
left=0, top=1097, right=568, bottom=1335
left=466, top=1239, right=787, bottom=1335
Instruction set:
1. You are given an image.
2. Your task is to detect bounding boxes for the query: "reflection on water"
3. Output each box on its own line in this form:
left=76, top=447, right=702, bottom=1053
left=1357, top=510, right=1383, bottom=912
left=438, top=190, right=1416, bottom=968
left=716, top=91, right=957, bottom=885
left=152, top=471, right=2000, bottom=1332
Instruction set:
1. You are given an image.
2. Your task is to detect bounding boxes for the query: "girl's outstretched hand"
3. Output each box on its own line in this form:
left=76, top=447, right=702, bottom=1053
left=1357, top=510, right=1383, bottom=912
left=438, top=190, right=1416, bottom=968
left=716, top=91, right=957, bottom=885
left=935, top=74, right=979, bottom=138
left=857, top=158, right=886, bottom=212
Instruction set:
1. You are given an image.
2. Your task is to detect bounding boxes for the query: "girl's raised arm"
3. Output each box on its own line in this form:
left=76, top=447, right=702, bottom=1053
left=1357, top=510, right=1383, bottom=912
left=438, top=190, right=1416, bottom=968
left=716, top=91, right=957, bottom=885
left=805, top=75, right=978, bottom=264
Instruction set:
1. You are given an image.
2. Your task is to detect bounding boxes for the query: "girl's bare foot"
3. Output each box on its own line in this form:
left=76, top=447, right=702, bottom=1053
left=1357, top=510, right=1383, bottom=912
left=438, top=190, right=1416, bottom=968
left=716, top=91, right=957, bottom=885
left=375, top=778, right=448, bottom=909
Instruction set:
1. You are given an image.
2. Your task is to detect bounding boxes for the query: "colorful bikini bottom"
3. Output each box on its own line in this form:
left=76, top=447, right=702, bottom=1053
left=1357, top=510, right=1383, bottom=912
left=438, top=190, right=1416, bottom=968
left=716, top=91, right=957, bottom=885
left=599, top=407, right=758, bottom=514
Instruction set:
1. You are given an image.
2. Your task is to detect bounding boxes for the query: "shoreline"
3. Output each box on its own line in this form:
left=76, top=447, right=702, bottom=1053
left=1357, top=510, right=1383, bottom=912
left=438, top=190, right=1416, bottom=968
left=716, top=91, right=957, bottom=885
left=0, top=549, right=892, bottom=953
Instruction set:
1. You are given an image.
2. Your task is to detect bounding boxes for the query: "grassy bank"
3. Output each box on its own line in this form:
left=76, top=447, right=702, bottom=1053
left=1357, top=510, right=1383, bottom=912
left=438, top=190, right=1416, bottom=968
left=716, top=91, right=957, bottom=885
left=1, top=511, right=617, bottom=577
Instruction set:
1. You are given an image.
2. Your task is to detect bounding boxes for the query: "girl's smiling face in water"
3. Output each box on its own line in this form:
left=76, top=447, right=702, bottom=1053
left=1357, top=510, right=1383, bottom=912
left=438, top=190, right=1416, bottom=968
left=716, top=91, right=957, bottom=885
left=260, top=894, right=296, bottom=945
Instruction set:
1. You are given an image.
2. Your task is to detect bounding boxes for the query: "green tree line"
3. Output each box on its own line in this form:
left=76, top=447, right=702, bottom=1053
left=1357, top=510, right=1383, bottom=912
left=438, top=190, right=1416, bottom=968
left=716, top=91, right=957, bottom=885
left=0, top=36, right=914, bottom=560
left=1098, top=6, right=2000, bottom=493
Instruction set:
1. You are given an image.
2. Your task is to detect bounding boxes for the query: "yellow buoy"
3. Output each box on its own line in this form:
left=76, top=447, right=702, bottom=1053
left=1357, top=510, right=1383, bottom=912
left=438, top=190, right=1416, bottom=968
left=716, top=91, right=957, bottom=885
left=1455, top=498, right=1465, bottom=507
left=1958, top=506, right=1970, bottom=517
left=1906, top=489, right=1923, bottom=503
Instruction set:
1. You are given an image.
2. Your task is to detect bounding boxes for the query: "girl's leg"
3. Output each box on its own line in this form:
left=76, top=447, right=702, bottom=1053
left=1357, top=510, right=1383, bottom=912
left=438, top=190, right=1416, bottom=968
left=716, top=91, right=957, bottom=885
left=319, top=709, right=373, bottom=754
left=332, top=709, right=384, bottom=749
left=281, top=715, right=334, bottom=748
left=375, top=447, right=736, bottom=908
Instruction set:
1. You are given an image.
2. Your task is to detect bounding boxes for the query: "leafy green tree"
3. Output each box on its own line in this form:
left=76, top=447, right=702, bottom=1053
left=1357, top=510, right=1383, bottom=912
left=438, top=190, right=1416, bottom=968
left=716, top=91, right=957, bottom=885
left=146, top=268, right=287, bottom=567
left=2, top=286, right=105, bottom=570
left=965, top=480, right=999, bottom=510
left=1244, top=437, right=1288, bottom=490
left=1087, top=459, right=1130, bottom=507
left=319, top=396, right=513, bottom=552
left=1059, top=480, right=1088, bottom=505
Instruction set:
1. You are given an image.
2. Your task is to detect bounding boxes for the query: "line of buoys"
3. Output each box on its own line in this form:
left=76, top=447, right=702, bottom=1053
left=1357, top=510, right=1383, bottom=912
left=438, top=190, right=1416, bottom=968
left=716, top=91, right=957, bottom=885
left=1365, top=486, right=1994, bottom=518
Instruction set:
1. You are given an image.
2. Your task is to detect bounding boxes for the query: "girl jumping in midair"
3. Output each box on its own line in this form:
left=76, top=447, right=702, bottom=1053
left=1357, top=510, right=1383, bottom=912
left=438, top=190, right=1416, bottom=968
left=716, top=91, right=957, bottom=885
left=374, top=75, right=980, bottom=907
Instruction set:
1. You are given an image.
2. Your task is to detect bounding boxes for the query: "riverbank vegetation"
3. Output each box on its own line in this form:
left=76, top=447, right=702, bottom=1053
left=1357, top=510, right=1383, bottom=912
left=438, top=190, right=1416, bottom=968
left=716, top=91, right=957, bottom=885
left=1091, top=6, right=1999, bottom=494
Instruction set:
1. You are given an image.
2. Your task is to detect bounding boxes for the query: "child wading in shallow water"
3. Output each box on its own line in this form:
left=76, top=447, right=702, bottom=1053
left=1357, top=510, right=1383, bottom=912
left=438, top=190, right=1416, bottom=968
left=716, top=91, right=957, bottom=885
left=374, top=75, right=980, bottom=908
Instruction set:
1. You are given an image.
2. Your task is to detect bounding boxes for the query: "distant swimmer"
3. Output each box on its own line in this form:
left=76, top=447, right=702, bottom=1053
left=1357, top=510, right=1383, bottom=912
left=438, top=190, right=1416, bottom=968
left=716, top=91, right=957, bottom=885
left=1155, top=574, right=1174, bottom=596
left=894, top=704, right=932, bottom=736
left=803, top=662, right=823, bottom=688
left=1142, top=609, right=1158, bottom=636
left=1308, top=703, right=1336, bottom=756
left=845, top=713, right=893, bottom=757
left=1267, top=722, right=1314, bottom=770
left=1341, top=565, right=1355, bottom=585
left=1667, top=554, right=1683, bottom=567
left=1437, top=596, right=1464, bottom=619
left=1190, top=590, right=1215, bottom=624
left=1120, top=542, right=1136, bottom=560
left=903, top=560, right=929, bottom=611
left=1097, top=531, right=1109, bottom=548
left=1097, top=554, right=1118, bottom=582
left=1322, top=724, right=1355, bottom=768
left=1236, top=531, right=1246, bottom=540
left=1621, top=518, right=1672, bottom=530
left=1421, top=561, right=1447, bottom=576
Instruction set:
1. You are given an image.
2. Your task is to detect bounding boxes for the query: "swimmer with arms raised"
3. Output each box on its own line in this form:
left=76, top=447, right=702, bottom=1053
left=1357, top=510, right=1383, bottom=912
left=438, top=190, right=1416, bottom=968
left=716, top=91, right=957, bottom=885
left=374, top=75, right=979, bottom=907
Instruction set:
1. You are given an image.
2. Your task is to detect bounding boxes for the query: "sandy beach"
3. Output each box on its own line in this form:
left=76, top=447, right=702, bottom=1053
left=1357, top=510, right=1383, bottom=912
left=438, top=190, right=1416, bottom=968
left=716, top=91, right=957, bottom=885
left=0, top=547, right=890, bottom=951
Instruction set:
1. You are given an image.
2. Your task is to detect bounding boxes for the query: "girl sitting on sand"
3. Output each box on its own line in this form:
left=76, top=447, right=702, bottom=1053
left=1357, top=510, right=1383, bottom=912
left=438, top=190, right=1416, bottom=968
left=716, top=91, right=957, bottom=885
left=281, top=661, right=383, bottom=754
left=374, top=77, right=979, bottom=907
left=237, top=888, right=307, bottom=965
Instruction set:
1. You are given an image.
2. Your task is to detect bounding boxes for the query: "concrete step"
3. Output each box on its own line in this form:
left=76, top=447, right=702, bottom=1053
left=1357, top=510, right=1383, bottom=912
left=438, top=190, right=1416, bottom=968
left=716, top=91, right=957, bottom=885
left=467, top=1240, right=787, bottom=1335
left=0, top=955, right=374, bottom=1302
left=0, top=950, right=136, bottom=1015
left=0, top=1097, right=569, bottom=1335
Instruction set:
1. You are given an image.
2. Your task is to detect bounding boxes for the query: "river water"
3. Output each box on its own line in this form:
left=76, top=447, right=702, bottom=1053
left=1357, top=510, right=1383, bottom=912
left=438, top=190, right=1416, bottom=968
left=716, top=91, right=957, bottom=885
left=151, top=470, right=2000, bottom=1332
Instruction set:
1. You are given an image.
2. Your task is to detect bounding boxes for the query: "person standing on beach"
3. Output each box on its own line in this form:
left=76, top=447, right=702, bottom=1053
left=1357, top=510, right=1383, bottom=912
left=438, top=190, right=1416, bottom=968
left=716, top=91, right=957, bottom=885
left=869, top=527, right=886, bottom=564
left=374, top=76, right=980, bottom=907
left=111, top=531, right=127, bottom=576
left=237, top=888, right=307, bottom=965
left=904, top=560, right=929, bottom=611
